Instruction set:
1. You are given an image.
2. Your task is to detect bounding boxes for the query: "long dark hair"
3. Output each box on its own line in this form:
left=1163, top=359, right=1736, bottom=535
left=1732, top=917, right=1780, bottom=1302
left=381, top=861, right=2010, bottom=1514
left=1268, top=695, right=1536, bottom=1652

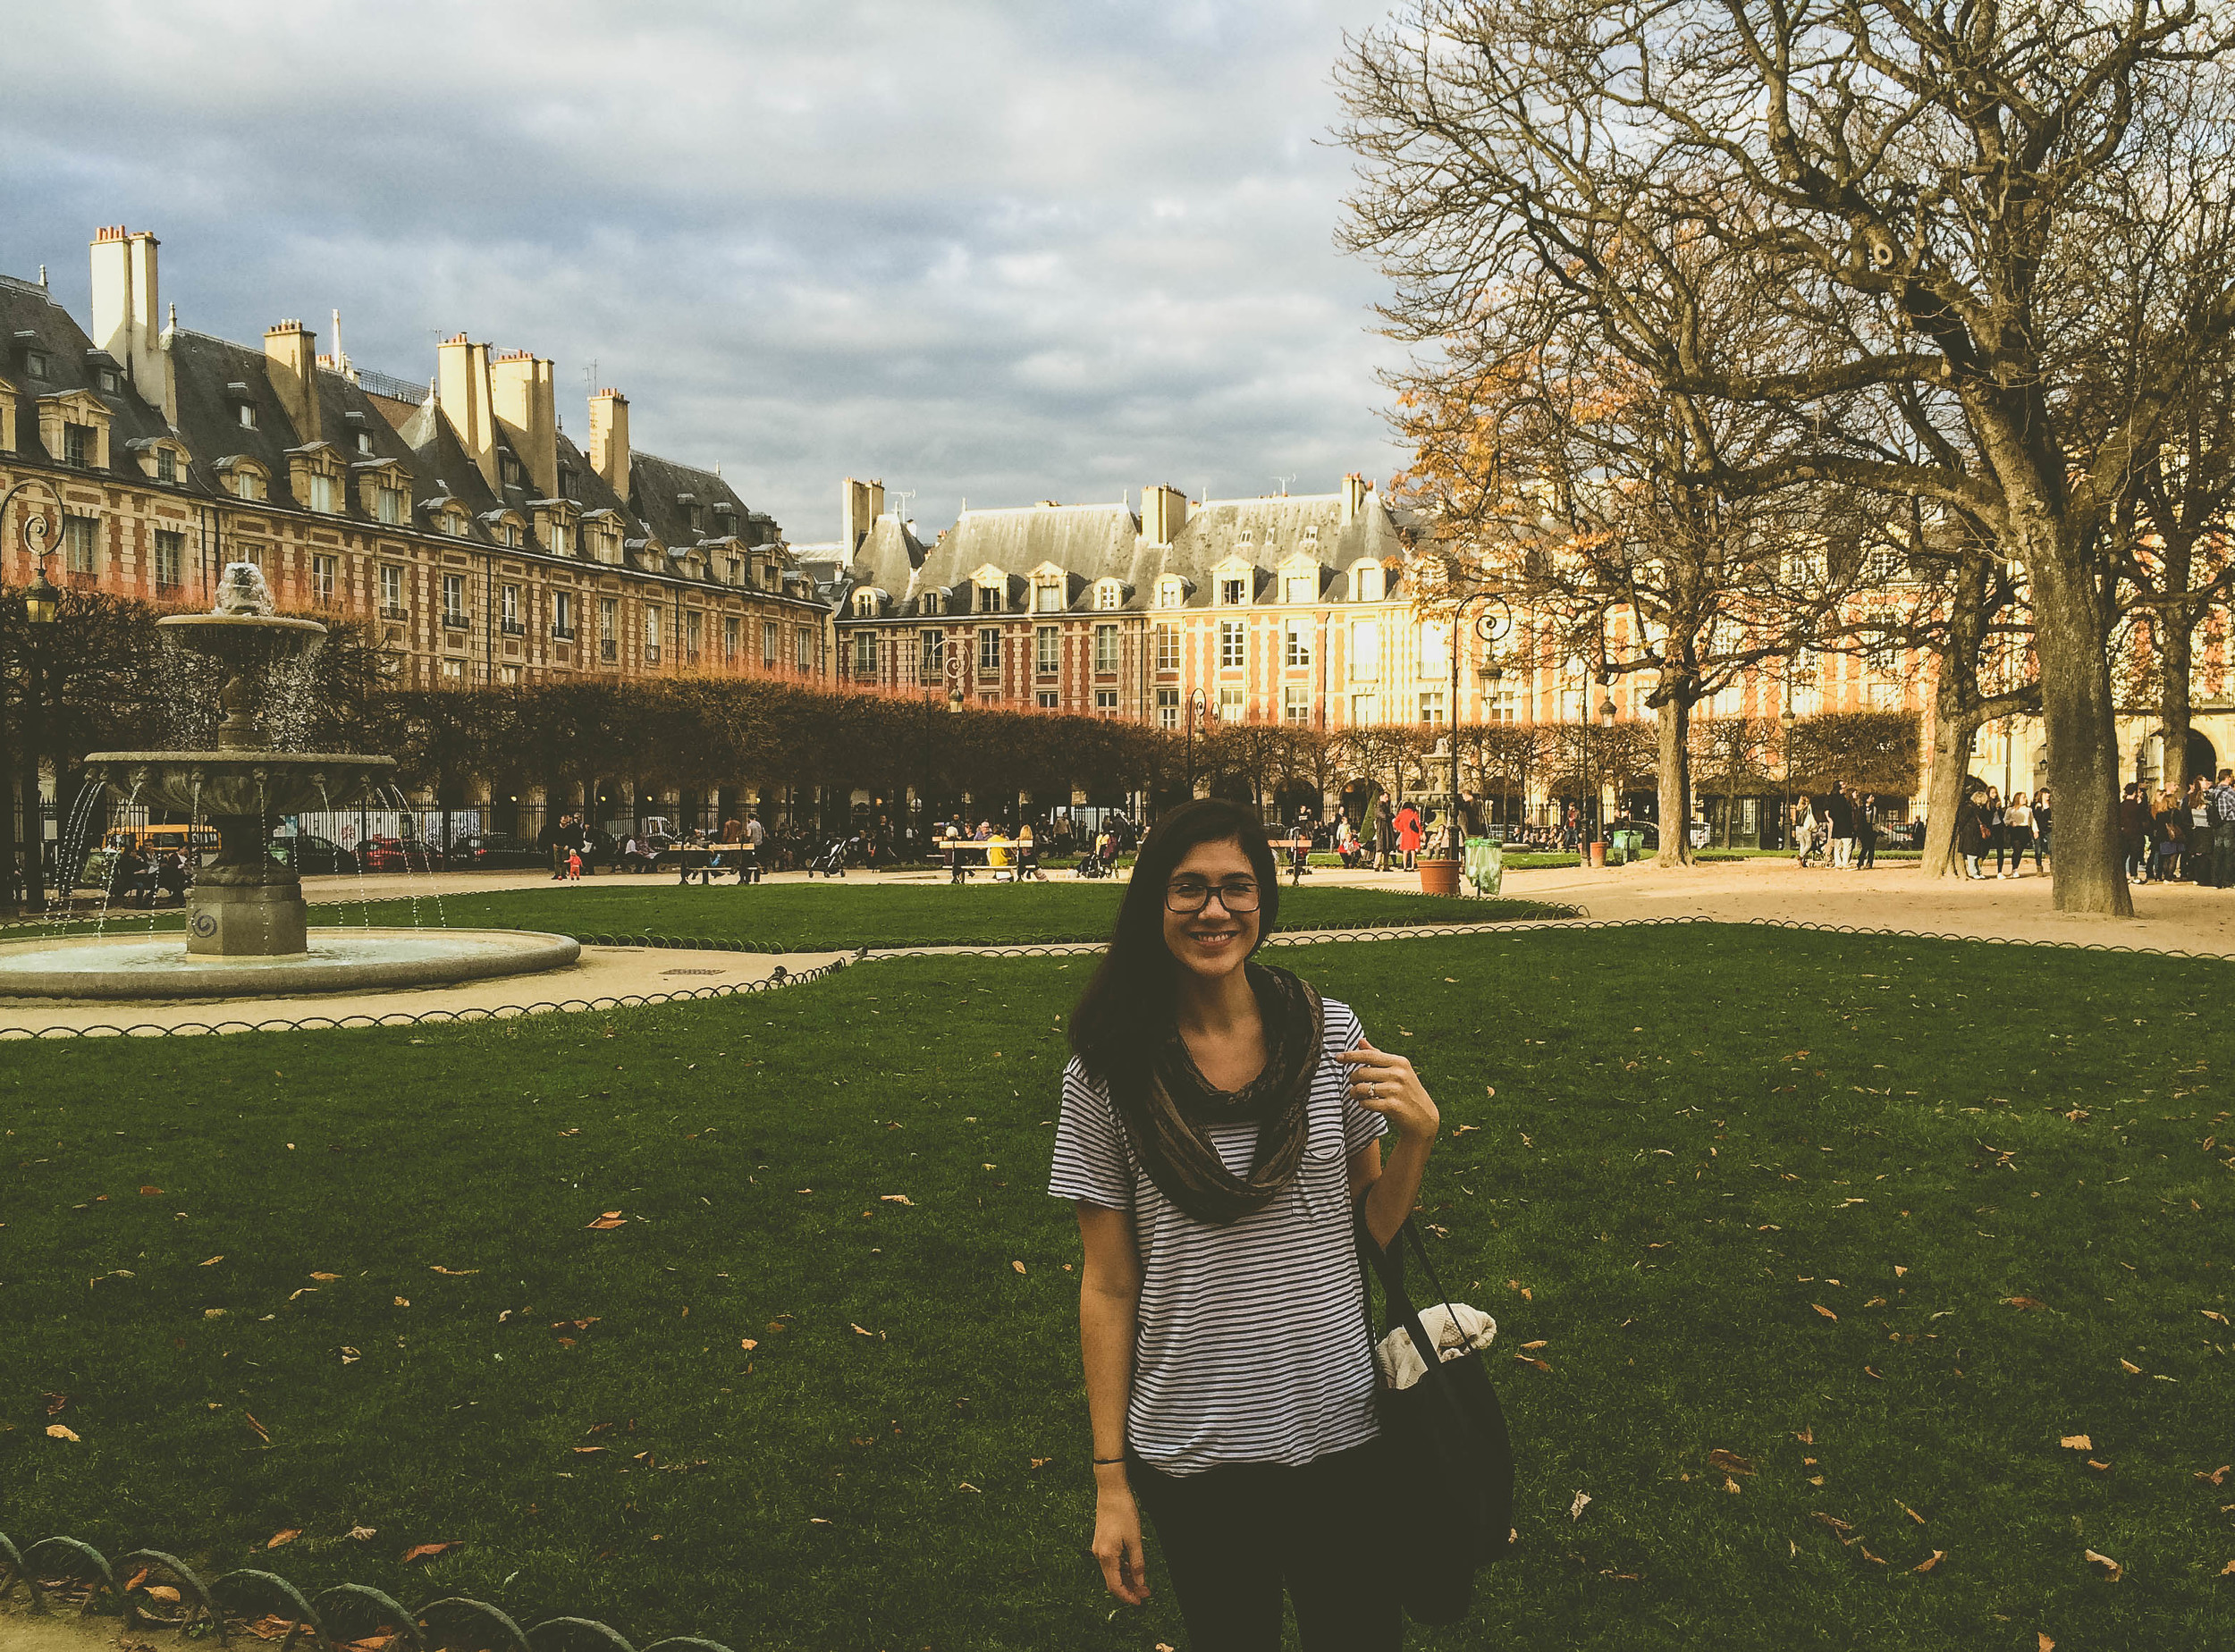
left=1067, top=799, right=1280, bottom=1080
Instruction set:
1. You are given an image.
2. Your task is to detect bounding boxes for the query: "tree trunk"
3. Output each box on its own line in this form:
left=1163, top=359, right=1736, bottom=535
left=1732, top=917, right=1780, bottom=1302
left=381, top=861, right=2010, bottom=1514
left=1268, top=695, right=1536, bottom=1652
left=1922, top=687, right=1983, bottom=881
left=2159, top=609, right=2196, bottom=798
left=2029, top=556, right=2132, bottom=916
left=1655, top=693, right=1694, bottom=866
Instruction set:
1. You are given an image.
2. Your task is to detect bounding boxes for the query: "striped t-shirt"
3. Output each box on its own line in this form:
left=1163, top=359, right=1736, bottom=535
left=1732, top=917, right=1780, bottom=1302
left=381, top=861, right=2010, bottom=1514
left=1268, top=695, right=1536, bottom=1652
left=1048, top=995, right=1388, bottom=1476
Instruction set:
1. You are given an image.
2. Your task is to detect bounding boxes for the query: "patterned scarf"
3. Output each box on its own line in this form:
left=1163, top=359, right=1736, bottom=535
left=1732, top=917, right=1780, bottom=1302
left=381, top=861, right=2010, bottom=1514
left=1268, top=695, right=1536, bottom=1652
left=1109, top=963, right=1325, bottom=1226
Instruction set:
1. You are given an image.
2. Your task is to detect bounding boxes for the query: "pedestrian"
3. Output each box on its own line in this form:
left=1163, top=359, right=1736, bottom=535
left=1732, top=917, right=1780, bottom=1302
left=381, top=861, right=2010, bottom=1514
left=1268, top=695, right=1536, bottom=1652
left=2003, top=791, right=2035, bottom=878
left=1826, top=783, right=1855, bottom=868
left=1019, top=822, right=1045, bottom=881
left=1794, top=797, right=1820, bottom=868
left=1374, top=798, right=1395, bottom=872
left=2118, top=783, right=2152, bottom=883
left=546, top=813, right=570, bottom=881
left=2033, top=787, right=2052, bottom=868
left=566, top=846, right=582, bottom=881
left=1053, top=798, right=1440, bottom=1648
left=2212, top=769, right=2235, bottom=889
left=1976, top=788, right=2006, bottom=877
left=2152, top=789, right=2187, bottom=882
left=1855, top=793, right=1878, bottom=870
left=1394, top=803, right=1423, bottom=872
left=1955, top=788, right=1987, bottom=879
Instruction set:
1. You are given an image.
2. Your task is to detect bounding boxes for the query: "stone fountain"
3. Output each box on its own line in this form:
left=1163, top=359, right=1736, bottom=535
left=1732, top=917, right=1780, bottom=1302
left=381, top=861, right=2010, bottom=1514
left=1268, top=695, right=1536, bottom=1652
left=0, top=562, right=579, bottom=1000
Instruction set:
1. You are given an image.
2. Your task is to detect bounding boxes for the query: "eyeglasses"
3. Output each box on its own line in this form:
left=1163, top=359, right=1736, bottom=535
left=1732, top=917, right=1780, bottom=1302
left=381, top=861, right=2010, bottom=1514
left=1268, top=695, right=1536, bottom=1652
left=1165, top=877, right=1261, bottom=914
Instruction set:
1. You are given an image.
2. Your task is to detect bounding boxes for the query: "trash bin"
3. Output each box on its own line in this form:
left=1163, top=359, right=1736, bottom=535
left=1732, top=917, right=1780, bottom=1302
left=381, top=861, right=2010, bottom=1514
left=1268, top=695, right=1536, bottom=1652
left=1463, top=837, right=1504, bottom=897
left=1604, top=832, right=1627, bottom=867
left=1613, top=829, right=1645, bottom=865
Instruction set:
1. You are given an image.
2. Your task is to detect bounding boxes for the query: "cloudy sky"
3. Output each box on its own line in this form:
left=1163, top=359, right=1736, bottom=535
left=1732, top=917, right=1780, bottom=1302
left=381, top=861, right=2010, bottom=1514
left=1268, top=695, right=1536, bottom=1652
left=2, top=0, right=1412, bottom=543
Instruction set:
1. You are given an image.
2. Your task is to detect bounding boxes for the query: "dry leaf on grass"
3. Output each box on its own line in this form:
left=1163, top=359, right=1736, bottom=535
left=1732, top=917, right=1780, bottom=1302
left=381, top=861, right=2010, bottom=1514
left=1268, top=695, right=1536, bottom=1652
left=739, top=1337, right=758, bottom=1352
left=244, top=1413, right=271, bottom=1445
left=346, top=1526, right=376, bottom=1542
left=2002, top=1296, right=2045, bottom=1310
left=1520, top=1339, right=1548, bottom=1351
left=1514, top=1354, right=1551, bottom=1372
left=266, top=1530, right=299, bottom=1549
left=399, top=1542, right=457, bottom=1564
left=2203, top=1309, right=2230, bottom=1325
left=2197, top=1465, right=2231, bottom=1486
left=310, top=1272, right=340, bottom=1282
left=2061, top=1435, right=2093, bottom=1451
left=2038, top=1635, right=2055, bottom=1652
left=1811, top=1303, right=1838, bottom=1320
left=2084, top=1548, right=2123, bottom=1581
left=392, top=1297, right=409, bottom=1309
left=573, top=1446, right=606, bottom=1454
left=139, top=1185, right=162, bottom=1197
left=1724, top=1477, right=1743, bottom=1495
left=340, top=1347, right=360, bottom=1365
left=585, top=1211, right=627, bottom=1230
left=2120, top=1359, right=2143, bottom=1374
left=1898, top=1502, right=1926, bottom=1524
left=1505, top=1279, right=1532, bottom=1301
left=2087, top=1460, right=2112, bottom=1472
left=45, top=1423, right=80, bottom=1442
left=143, top=1586, right=181, bottom=1604
left=199, top=1255, right=224, bottom=1267
left=1569, top=1491, right=1591, bottom=1520
left=429, top=1266, right=478, bottom=1276
left=1913, top=1550, right=1944, bottom=1572
left=1795, top=1428, right=1813, bottom=1446
left=2218, top=1559, right=2235, bottom=1577
left=880, top=1194, right=915, bottom=1206
left=244, top=1614, right=302, bottom=1641
left=1708, top=1448, right=1756, bottom=1476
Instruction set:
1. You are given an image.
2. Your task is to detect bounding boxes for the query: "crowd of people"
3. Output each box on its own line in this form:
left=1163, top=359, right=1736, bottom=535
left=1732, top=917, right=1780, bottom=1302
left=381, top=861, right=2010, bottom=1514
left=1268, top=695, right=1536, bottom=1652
left=1791, top=781, right=1899, bottom=871
left=2115, top=771, right=2235, bottom=886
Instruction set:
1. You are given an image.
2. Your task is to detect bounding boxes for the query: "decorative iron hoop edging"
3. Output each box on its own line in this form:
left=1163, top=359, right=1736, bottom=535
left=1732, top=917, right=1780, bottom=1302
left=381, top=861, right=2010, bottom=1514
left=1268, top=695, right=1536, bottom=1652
left=0, top=1529, right=739, bottom=1652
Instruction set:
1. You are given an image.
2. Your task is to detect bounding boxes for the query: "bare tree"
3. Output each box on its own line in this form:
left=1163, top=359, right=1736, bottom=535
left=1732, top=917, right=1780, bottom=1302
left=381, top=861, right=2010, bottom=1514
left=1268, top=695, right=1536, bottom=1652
left=1341, top=0, right=2235, bottom=915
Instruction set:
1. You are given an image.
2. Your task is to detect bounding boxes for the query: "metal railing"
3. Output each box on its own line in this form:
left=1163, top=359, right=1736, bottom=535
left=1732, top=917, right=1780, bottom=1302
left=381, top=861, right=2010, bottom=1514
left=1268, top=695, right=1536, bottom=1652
left=379, top=604, right=409, bottom=621
left=552, top=624, right=577, bottom=641
left=353, top=367, right=431, bottom=404
left=500, top=618, right=525, bottom=636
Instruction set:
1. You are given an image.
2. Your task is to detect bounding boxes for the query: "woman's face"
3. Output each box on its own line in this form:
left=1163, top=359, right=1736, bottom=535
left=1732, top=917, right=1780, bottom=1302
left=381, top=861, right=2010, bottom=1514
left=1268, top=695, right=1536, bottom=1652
left=1160, top=836, right=1261, bottom=985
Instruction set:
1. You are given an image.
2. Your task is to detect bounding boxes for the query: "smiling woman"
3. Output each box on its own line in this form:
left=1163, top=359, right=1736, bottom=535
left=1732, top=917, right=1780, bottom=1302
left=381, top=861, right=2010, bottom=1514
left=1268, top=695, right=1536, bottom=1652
left=1054, top=799, right=1441, bottom=1648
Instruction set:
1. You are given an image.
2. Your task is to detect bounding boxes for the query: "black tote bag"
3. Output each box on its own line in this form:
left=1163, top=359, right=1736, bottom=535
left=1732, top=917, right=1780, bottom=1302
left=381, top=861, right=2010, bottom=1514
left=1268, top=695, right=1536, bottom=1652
left=1354, top=1194, right=1517, bottom=1623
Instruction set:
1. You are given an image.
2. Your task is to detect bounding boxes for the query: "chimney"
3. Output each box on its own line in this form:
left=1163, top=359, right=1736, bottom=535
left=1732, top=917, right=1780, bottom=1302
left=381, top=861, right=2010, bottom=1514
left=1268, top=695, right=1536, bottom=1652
left=89, top=226, right=173, bottom=422
left=263, top=320, right=320, bottom=443
left=437, top=334, right=500, bottom=491
left=1342, top=472, right=1371, bottom=526
left=491, top=350, right=558, bottom=497
left=840, top=476, right=885, bottom=552
left=1142, top=482, right=1188, bottom=545
left=588, top=388, right=631, bottom=502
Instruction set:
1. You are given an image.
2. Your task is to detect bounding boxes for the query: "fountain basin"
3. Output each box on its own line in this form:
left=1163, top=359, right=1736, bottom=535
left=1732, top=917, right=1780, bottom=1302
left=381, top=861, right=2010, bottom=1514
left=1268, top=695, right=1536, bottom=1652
left=80, top=751, right=396, bottom=818
left=0, top=928, right=582, bottom=1001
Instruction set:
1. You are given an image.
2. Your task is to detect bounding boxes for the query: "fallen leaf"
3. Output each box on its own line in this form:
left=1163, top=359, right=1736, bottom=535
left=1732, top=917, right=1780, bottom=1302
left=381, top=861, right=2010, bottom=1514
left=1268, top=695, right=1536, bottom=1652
left=1893, top=1265, right=1908, bottom=1277
left=1811, top=1303, right=1838, bottom=1320
left=43, top=1392, right=68, bottom=1415
left=1858, top=1544, right=1887, bottom=1565
left=399, top=1541, right=457, bottom=1565
left=2199, top=1465, right=2231, bottom=1486
left=289, top=1288, right=317, bottom=1301
left=1030, top=1457, right=1051, bottom=1470
left=1812, top=1513, right=1852, bottom=1532
left=1520, top=1339, right=1548, bottom=1351
left=1795, top=1429, right=1814, bottom=1445
left=585, top=1211, right=628, bottom=1230
left=1011, top=1260, right=1027, bottom=1275
left=347, top=1526, right=376, bottom=1541
left=392, top=1297, right=409, bottom=1308
left=1863, top=1365, right=1883, bottom=1380
left=880, top=1194, right=915, bottom=1206
left=2061, top=1435, right=2094, bottom=1452
left=1724, top=1476, right=1743, bottom=1495
left=2085, top=1548, right=2122, bottom=1581
left=2002, top=1296, right=2045, bottom=1311
left=310, top=1272, right=340, bottom=1282
left=139, top=1185, right=163, bottom=1196
left=2087, top=1460, right=2112, bottom=1472
left=340, top=1347, right=360, bottom=1364
left=1898, top=1502, right=1926, bottom=1524
left=572, top=1446, right=606, bottom=1454
left=144, top=1586, right=181, bottom=1604
left=204, top=1307, right=227, bottom=1319
left=739, top=1337, right=758, bottom=1352
left=263, top=1528, right=300, bottom=1549
left=2120, top=1359, right=2143, bottom=1375
left=1708, top=1448, right=1756, bottom=1476
left=199, top=1255, right=224, bottom=1266
left=46, top=1423, right=80, bottom=1442
left=1913, top=1550, right=1944, bottom=1573
left=851, top=1322, right=875, bottom=1336
left=1569, top=1490, right=1591, bottom=1520
left=1506, top=1278, right=1532, bottom=1301
left=808, top=1517, right=831, bottom=1525
left=244, top=1412, right=271, bottom=1445
left=2039, top=1636, right=2055, bottom=1651
left=2219, top=1559, right=2235, bottom=1576
left=2205, top=1310, right=2231, bottom=1325
left=957, top=1481, right=981, bottom=1493
left=1514, top=1354, right=1551, bottom=1371
left=429, top=1266, right=479, bottom=1276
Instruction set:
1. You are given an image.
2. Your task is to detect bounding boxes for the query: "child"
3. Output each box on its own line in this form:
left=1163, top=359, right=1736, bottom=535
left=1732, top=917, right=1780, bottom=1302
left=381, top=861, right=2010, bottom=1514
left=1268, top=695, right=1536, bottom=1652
left=567, top=847, right=582, bottom=881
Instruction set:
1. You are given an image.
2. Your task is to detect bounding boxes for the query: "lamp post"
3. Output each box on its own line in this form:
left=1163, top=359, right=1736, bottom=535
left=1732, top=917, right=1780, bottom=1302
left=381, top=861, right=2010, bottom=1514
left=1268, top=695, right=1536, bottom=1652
left=1779, top=704, right=1797, bottom=853
left=1436, top=593, right=1512, bottom=856
left=4, top=476, right=64, bottom=910
left=1184, top=687, right=1207, bottom=798
left=1597, top=687, right=1617, bottom=849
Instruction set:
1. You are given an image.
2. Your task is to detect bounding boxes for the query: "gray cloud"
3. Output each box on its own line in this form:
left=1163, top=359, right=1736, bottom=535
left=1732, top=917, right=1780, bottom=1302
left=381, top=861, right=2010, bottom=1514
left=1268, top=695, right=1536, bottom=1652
left=0, top=0, right=1407, bottom=539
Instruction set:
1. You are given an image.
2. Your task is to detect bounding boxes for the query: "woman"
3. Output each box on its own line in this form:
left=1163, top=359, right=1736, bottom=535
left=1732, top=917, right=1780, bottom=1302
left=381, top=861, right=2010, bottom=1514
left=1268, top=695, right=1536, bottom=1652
left=1793, top=797, right=1820, bottom=868
left=1053, top=800, right=1439, bottom=1648
left=1955, top=789, right=1986, bottom=879
left=2002, top=791, right=2034, bottom=879
left=1394, top=803, right=1424, bottom=871
left=2153, top=788, right=2187, bottom=882
left=1018, top=822, right=1044, bottom=881
left=1979, top=788, right=2006, bottom=877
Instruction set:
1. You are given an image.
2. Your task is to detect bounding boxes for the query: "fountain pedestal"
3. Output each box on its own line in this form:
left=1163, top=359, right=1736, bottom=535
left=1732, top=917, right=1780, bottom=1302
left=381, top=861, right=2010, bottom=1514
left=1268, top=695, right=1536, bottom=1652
left=188, top=826, right=309, bottom=956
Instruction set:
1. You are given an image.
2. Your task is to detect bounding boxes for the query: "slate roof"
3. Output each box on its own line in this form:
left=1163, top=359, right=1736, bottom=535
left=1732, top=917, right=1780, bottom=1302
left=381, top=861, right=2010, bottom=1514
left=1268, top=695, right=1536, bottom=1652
left=0, top=275, right=175, bottom=468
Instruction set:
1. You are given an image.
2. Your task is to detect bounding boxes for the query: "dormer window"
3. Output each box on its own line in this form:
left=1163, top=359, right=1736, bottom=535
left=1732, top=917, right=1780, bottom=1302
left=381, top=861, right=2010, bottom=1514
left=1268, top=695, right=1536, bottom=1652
left=97, top=367, right=120, bottom=395
left=1237, top=528, right=1255, bottom=547
left=854, top=589, right=881, bottom=618
left=921, top=589, right=945, bottom=616
left=156, top=448, right=176, bottom=484
left=238, top=402, right=257, bottom=430
left=1219, top=577, right=1246, bottom=606
left=1034, top=575, right=1064, bottom=613
left=24, top=350, right=48, bottom=382
left=1350, top=560, right=1385, bottom=603
left=500, top=451, right=523, bottom=489
left=1158, top=575, right=1185, bottom=609
left=234, top=471, right=260, bottom=501
left=1094, top=579, right=1123, bottom=611
left=307, top=471, right=337, bottom=513
left=977, top=581, right=1005, bottom=615
left=62, top=423, right=92, bottom=468
left=356, top=430, right=373, bottom=456
left=1303, top=523, right=1320, bottom=541
left=1284, top=571, right=1315, bottom=604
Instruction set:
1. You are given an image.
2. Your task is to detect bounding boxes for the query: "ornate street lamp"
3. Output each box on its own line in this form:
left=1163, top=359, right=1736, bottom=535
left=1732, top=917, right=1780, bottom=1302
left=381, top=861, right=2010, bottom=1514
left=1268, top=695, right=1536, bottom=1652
left=1779, top=704, right=1797, bottom=851
left=5, top=476, right=64, bottom=909
left=1431, top=592, right=1512, bottom=856
left=1184, top=687, right=1207, bottom=798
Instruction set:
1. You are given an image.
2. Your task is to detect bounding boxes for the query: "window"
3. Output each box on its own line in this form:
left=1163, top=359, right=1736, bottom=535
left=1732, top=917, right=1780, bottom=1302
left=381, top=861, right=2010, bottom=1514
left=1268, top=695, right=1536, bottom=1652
left=1284, top=572, right=1314, bottom=604
left=500, top=663, right=520, bottom=687
left=380, top=564, right=404, bottom=617
left=723, top=614, right=738, bottom=662
left=501, top=583, right=522, bottom=634
left=441, top=658, right=464, bottom=683
left=1419, top=620, right=1449, bottom=679
left=376, top=486, right=407, bottom=527
left=1419, top=689, right=1446, bottom=725
left=973, top=623, right=1003, bottom=675
left=356, top=430, right=373, bottom=456
left=499, top=518, right=522, bottom=549
left=549, top=518, right=572, bottom=555
left=854, top=590, right=880, bottom=618
left=98, top=366, right=120, bottom=394
left=644, top=605, right=663, bottom=664
left=601, top=597, right=620, bottom=662
left=977, top=581, right=1005, bottom=615
left=920, top=589, right=944, bottom=615
left=685, top=610, right=702, bottom=662
left=1093, top=623, right=1119, bottom=672
left=307, top=470, right=337, bottom=514
left=1037, top=690, right=1060, bottom=709
left=796, top=625, right=814, bottom=670
left=1863, top=548, right=1906, bottom=584
left=1348, top=619, right=1380, bottom=681
left=1034, top=576, right=1064, bottom=613
left=1094, top=580, right=1122, bottom=611
left=443, top=511, right=467, bottom=537
left=1350, top=561, right=1384, bottom=602
left=1218, top=619, right=1244, bottom=670
left=232, top=469, right=260, bottom=502
left=63, top=514, right=97, bottom=574
left=1284, top=618, right=1311, bottom=669
left=1219, top=576, right=1246, bottom=606
left=442, top=573, right=466, bottom=628
left=312, top=554, right=337, bottom=605
left=1096, top=688, right=1118, bottom=715
left=1157, top=575, right=1185, bottom=609
left=763, top=620, right=780, bottom=668
left=154, top=529, right=183, bottom=591
left=1487, top=688, right=1517, bottom=724
left=853, top=632, right=877, bottom=677
left=1349, top=693, right=1378, bottom=727
left=500, top=451, right=522, bottom=489
left=1155, top=623, right=1180, bottom=672
left=727, top=559, right=741, bottom=587
left=921, top=629, right=944, bottom=678
left=1157, top=687, right=1180, bottom=729
left=554, top=591, right=576, bottom=639
left=238, top=402, right=257, bottom=430
left=62, top=423, right=91, bottom=468
left=24, top=350, right=46, bottom=381
left=156, top=448, right=177, bottom=485
left=1284, top=684, right=1311, bottom=723
left=1218, top=687, right=1244, bottom=722
left=1035, top=625, right=1059, bottom=674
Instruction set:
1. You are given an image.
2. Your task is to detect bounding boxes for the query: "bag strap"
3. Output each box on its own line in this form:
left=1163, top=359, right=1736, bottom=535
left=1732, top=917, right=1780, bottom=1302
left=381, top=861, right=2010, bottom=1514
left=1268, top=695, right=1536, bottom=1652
left=1354, top=1192, right=1470, bottom=1395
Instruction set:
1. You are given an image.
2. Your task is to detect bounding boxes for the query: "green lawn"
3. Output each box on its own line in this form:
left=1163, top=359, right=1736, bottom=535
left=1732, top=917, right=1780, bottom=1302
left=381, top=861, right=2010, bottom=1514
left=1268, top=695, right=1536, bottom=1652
left=18, top=881, right=1564, bottom=952
left=4, top=927, right=2229, bottom=1651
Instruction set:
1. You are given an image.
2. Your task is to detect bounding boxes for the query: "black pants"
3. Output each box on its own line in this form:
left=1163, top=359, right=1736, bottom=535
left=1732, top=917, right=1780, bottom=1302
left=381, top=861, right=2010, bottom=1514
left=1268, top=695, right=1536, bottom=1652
left=1126, top=1437, right=1401, bottom=1651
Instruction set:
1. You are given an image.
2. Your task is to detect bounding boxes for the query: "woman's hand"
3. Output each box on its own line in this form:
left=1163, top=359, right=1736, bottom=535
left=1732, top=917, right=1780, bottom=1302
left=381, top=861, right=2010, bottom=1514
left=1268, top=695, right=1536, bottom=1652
left=1092, top=1466, right=1151, bottom=1605
left=1338, top=1036, right=1439, bottom=1142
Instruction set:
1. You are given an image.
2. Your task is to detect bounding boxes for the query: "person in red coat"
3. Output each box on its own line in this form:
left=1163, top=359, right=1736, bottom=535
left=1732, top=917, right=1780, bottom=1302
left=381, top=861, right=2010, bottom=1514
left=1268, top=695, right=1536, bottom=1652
left=1394, top=803, right=1425, bottom=870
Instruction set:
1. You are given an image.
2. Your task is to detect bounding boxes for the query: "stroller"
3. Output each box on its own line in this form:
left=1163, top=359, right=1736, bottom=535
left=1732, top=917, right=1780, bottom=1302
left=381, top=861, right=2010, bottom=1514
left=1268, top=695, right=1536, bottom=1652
left=1074, top=849, right=1110, bottom=879
left=805, top=835, right=857, bottom=878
